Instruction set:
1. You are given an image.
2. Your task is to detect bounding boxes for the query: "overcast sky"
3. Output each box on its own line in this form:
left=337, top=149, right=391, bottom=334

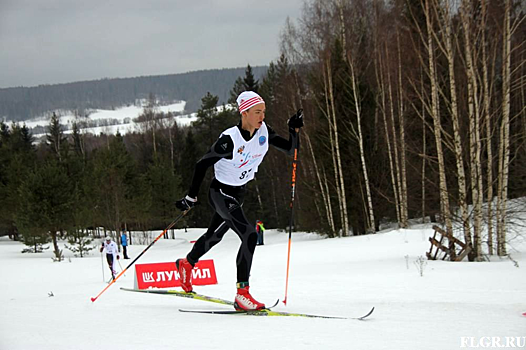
left=0, top=0, right=304, bottom=88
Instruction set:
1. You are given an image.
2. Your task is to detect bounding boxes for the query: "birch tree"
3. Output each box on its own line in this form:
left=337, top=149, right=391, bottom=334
left=435, top=0, right=472, bottom=253
left=423, top=0, right=455, bottom=251
left=324, top=58, right=350, bottom=235
left=348, top=57, right=376, bottom=232
left=396, top=30, right=409, bottom=229
left=480, top=0, right=494, bottom=255
left=460, top=0, right=483, bottom=258
left=496, top=0, right=512, bottom=256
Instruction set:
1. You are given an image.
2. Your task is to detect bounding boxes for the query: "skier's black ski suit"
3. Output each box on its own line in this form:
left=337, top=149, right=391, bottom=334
left=185, top=122, right=298, bottom=283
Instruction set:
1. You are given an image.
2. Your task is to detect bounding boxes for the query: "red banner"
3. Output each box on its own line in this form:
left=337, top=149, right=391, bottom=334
left=134, top=260, right=217, bottom=290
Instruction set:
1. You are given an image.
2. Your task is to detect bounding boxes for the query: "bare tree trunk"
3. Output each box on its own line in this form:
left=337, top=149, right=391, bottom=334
left=338, top=0, right=347, bottom=57
left=424, top=0, right=454, bottom=256
left=460, top=0, right=483, bottom=259
left=396, top=30, right=409, bottom=229
left=254, top=179, right=264, bottom=212
left=269, top=176, right=280, bottom=226
left=322, top=167, right=336, bottom=235
left=439, top=0, right=472, bottom=252
left=50, top=231, right=62, bottom=260
left=374, top=28, right=400, bottom=224
left=348, top=58, right=375, bottom=232
left=168, top=118, right=175, bottom=171
left=481, top=0, right=494, bottom=255
left=325, top=60, right=349, bottom=236
left=496, top=0, right=512, bottom=256
left=323, top=68, right=344, bottom=236
left=306, top=132, right=335, bottom=234
left=382, top=78, right=401, bottom=224
left=387, top=47, right=404, bottom=228
left=421, top=74, right=427, bottom=224
left=382, top=92, right=402, bottom=223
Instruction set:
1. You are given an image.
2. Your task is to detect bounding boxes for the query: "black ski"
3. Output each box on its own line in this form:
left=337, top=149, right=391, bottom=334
left=179, top=306, right=375, bottom=320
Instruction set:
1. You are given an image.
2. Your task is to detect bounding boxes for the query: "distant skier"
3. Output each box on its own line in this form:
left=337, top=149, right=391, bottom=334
left=100, top=236, right=120, bottom=280
left=174, top=91, right=303, bottom=311
left=255, top=220, right=265, bottom=246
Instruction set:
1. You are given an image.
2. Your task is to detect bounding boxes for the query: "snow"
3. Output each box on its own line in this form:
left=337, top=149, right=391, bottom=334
left=7, top=101, right=198, bottom=139
left=0, top=225, right=524, bottom=350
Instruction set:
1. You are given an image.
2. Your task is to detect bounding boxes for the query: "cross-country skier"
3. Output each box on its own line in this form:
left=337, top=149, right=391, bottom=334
left=100, top=236, right=120, bottom=281
left=174, top=91, right=303, bottom=311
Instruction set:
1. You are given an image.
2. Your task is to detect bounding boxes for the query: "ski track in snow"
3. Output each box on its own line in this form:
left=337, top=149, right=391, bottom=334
left=0, top=226, right=524, bottom=350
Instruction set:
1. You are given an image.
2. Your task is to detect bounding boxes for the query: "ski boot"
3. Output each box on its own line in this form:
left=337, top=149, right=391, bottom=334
left=234, top=282, right=265, bottom=311
left=176, top=258, right=194, bottom=293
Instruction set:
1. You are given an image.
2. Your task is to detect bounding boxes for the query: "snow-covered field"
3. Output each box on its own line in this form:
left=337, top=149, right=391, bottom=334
left=0, top=225, right=524, bottom=350
left=7, top=101, right=197, bottom=139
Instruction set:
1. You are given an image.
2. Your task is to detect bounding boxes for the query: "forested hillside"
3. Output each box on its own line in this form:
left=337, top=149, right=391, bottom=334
left=0, top=67, right=267, bottom=121
left=1, top=0, right=524, bottom=266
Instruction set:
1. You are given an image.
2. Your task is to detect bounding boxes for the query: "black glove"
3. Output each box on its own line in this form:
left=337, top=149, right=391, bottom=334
left=287, top=109, right=304, bottom=129
left=175, top=196, right=196, bottom=211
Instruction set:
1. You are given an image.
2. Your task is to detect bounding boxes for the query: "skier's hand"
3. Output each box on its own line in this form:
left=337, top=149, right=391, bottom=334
left=175, top=195, right=197, bottom=212
left=117, top=255, right=120, bottom=260
left=287, top=109, right=304, bottom=130
left=100, top=247, right=103, bottom=253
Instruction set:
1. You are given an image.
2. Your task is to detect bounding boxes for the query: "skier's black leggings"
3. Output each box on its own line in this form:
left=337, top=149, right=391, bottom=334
left=106, top=254, right=114, bottom=273
left=187, top=178, right=258, bottom=283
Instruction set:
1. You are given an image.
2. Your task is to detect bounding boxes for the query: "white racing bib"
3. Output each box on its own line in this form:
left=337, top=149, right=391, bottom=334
left=103, top=241, right=119, bottom=255
left=214, top=122, right=269, bottom=186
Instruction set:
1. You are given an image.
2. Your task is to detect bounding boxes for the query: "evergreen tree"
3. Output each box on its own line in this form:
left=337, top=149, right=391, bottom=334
left=91, top=133, right=140, bottom=234
left=18, top=225, right=50, bottom=253
left=243, top=64, right=260, bottom=92
left=46, top=112, right=68, bottom=162
left=147, top=155, right=181, bottom=228
left=65, top=162, right=95, bottom=257
left=229, top=64, right=261, bottom=104
left=0, top=123, right=35, bottom=240
left=229, top=77, right=246, bottom=105
left=180, top=130, right=200, bottom=191
left=0, top=122, right=9, bottom=141
left=0, top=122, right=12, bottom=237
left=65, top=229, right=94, bottom=257
left=16, top=159, right=73, bottom=259
left=64, top=184, right=94, bottom=258
left=259, top=62, right=277, bottom=104
left=193, top=92, right=220, bottom=145
left=180, top=129, right=204, bottom=227
left=71, top=122, right=85, bottom=160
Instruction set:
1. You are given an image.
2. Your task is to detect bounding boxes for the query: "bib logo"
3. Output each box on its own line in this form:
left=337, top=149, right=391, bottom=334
left=259, top=136, right=266, bottom=146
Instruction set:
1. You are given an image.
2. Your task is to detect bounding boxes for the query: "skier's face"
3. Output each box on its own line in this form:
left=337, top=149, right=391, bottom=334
left=242, top=103, right=266, bottom=131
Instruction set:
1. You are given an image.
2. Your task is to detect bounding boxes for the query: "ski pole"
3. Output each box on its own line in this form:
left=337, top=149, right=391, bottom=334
left=283, top=129, right=300, bottom=306
left=117, top=259, right=126, bottom=277
left=90, top=208, right=192, bottom=302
